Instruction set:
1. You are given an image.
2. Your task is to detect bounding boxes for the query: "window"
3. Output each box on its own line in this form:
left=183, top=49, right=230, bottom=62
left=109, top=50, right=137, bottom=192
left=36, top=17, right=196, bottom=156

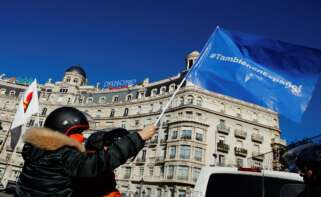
left=142, top=150, right=146, bottom=161
left=87, top=97, right=93, bottom=103
left=59, top=88, right=68, bottom=93
left=218, top=136, right=225, bottom=144
left=196, top=132, right=204, bottom=141
left=113, top=96, right=119, bottom=102
left=187, top=95, right=194, bottom=104
left=181, top=130, right=192, bottom=139
left=135, top=120, right=140, bottom=126
left=110, top=109, right=115, bottom=118
left=151, top=88, right=157, bottom=96
left=236, top=158, right=243, bottom=167
left=169, top=84, right=176, bottom=92
left=205, top=174, right=303, bottom=197
left=123, top=108, right=129, bottom=116
left=139, top=167, right=144, bottom=176
left=172, top=130, right=178, bottom=139
left=27, top=119, right=35, bottom=127
left=156, top=189, right=162, bottom=197
left=149, top=167, right=153, bottom=176
left=218, top=154, right=225, bottom=166
left=194, top=147, right=203, bottom=161
left=179, top=96, right=184, bottom=106
left=178, top=190, right=186, bottom=197
left=167, top=166, right=174, bottom=179
left=180, top=145, right=191, bottom=159
left=121, top=121, right=126, bottom=128
left=146, top=188, right=151, bottom=197
left=126, top=94, right=132, bottom=101
left=99, top=96, right=105, bottom=103
left=193, top=168, right=201, bottom=182
left=73, top=78, right=78, bottom=83
left=150, top=103, right=154, bottom=112
left=66, top=77, right=71, bottom=82
left=169, top=146, right=176, bottom=159
left=159, top=102, right=163, bottom=111
left=9, top=90, right=15, bottom=96
left=41, top=107, right=47, bottom=116
left=137, top=106, right=141, bottom=114
left=124, top=167, right=131, bottom=178
left=160, top=86, right=166, bottom=94
left=196, top=96, right=203, bottom=106
left=177, top=166, right=189, bottom=180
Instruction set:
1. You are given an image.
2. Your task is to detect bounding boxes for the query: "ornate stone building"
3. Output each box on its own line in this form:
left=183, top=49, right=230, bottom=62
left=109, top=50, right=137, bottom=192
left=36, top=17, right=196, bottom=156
left=0, top=51, right=285, bottom=196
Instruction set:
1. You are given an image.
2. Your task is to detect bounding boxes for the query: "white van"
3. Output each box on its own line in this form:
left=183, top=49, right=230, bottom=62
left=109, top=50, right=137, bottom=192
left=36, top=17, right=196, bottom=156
left=192, top=166, right=304, bottom=197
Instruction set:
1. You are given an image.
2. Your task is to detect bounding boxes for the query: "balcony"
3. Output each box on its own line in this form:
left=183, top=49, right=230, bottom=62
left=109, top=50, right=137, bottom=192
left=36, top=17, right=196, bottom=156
left=155, top=156, right=165, bottom=164
left=217, top=124, right=230, bottom=135
left=177, top=175, right=188, bottom=181
left=168, top=115, right=207, bottom=125
left=180, top=136, right=192, bottom=140
left=217, top=142, right=229, bottom=153
left=234, top=147, right=248, bottom=157
left=160, top=139, right=167, bottom=144
left=251, top=134, right=264, bottom=143
left=123, top=174, right=131, bottom=179
left=271, top=138, right=286, bottom=146
left=234, top=129, right=247, bottom=139
left=252, top=152, right=264, bottom=161
left=147, top=139, right=158, bottom=147
left=135, top=157, right=146, bottom=165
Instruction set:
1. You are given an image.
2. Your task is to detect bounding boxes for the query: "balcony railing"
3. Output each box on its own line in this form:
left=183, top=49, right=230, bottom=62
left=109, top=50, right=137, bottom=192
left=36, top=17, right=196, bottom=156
left=217, top=142, right=229, bottom=153
left=135, top=157, right=146, bottom=164
left=168, top=115, right=207, bottom=125
left=234, top=129, right=247, bottom=139
left=234, top=147, right=247, bottom=157
left=155, top=156, right=165, bottom=163
left=167, top=175, right=174, bottom=180
left=217, top=124, right=230, bottom=135
left=177, top=175, right=188, bottom=181
left=123, top=174, right=131, bottom=179
left=251, top=134, right=264, bottom=143
left=147, top=139, right=158, bottom=147
left=160, top=139, right=167, bottom=144
left=180, top=136, right=192, bottom=140
left=252, top=152, right=265, bottom=161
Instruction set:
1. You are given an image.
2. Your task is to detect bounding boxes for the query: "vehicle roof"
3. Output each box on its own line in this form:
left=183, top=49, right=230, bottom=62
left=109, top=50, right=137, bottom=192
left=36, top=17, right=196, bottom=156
left=193, top=166, right=303, bottom=195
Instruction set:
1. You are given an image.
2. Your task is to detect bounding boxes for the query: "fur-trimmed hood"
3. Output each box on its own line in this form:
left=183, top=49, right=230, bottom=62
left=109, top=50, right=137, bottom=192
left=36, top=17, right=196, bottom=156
left=23, top=127, right=85, bottom=152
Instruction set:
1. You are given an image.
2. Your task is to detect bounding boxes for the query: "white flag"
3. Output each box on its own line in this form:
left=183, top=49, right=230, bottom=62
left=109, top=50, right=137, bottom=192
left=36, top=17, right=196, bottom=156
left=10, top=79, right=39, bottom=149
left=11, top=79, right=39, bottom=129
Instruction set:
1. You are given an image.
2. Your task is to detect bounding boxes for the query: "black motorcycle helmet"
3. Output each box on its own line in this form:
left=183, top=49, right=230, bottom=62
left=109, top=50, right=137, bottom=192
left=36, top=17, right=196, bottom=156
left=44, top=107, right=89, bottom=135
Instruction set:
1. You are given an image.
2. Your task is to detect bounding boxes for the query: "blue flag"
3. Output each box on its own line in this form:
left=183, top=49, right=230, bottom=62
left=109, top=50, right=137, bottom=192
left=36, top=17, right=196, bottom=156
left=188, top=27, right=321, bottom=122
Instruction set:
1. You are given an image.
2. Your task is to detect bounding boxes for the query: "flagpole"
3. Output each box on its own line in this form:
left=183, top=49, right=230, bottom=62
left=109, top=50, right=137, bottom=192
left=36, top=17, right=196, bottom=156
left=154, top=27, right=219, bottom=126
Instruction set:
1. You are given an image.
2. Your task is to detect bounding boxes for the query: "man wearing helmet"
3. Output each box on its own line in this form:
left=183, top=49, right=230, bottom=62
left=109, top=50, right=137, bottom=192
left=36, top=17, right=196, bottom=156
left=15, top=107, right=156, bottom=197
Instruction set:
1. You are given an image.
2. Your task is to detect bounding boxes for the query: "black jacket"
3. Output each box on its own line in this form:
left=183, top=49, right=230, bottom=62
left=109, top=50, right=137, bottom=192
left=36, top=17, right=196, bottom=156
left=72, top=129, right=128, bottom=197
left=15, top=127, right=144, bottom=197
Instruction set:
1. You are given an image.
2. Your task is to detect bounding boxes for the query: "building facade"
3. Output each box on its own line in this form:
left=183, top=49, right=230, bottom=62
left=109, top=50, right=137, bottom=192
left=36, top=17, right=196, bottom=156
left=0, top=51, right=285, bottom=196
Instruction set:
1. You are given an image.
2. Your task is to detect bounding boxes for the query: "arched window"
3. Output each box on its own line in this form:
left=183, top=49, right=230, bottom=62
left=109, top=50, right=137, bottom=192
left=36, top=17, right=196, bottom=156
left=113, top=95, right=119, bottom=102
left=73, top=78, right=79, bottom=83
left=151, top=89, right=157, bottom=97
left=41, top=107, right=47, bottom=116
left=160, top=86, right=166, bottom=94
left=169, top=84, right=176, bottom=92
left=196, top=96, right=202, bottom=106
left=87, top=97, right=93, bottom=103
left=9, top=90, right=15, bottom=97
left=126, top=94, right=132, bottom=101
left=179, top=96, right=184, bottom=106
left=187, top=95, right=194, bottom=104
left=124, top=108, right=129, bottom=116
left=110, top=109, right=115, bottom=118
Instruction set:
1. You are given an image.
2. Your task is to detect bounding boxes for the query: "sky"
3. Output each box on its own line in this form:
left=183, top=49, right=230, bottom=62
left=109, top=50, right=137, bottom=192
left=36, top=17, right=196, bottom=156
left=0, top=0, right=321, bottom=142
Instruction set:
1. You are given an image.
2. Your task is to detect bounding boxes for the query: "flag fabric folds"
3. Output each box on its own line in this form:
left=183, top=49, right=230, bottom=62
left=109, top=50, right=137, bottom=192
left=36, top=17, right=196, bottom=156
left=10, top=79, right=39, bottom=149
left=188, top=27, right=321, bottom=122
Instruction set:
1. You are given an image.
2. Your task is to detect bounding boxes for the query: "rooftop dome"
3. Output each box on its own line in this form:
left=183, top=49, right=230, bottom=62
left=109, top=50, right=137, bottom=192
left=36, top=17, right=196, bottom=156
left=65, top=65, right=87, bottom=79
left=187, top=51, right=200, bottom=58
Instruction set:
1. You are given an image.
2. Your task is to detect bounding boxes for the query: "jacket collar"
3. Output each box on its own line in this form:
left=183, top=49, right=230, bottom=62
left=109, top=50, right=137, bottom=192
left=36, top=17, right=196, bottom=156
left=23, top=127, right=85, bottom=152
